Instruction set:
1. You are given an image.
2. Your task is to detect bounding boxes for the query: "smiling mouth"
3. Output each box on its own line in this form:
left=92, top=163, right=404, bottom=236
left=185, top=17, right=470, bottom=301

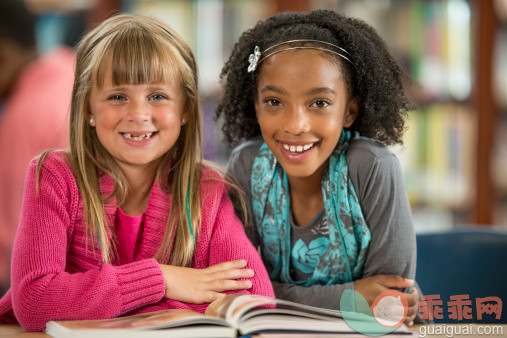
left=280, top=142, right=317, bottom=153
left=121, top=132, right=157, bottom=141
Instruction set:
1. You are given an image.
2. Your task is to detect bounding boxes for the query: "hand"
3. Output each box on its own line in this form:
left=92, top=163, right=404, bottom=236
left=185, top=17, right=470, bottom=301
left=405, top=286, right=420, bottom=326
left=354, top=275, right=418, bottom=326
left=159, top=259, right=254, bottom=304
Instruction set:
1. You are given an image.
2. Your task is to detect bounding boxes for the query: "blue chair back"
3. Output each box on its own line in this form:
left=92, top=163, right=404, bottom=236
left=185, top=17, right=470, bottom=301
left=416, top=228, right=507, bottom=323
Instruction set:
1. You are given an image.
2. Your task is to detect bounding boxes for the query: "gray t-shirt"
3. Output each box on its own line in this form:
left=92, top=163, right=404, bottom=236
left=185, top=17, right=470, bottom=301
left=226, top=135, right=416, bottom=311
left=289, top=207, right=328, bottom=281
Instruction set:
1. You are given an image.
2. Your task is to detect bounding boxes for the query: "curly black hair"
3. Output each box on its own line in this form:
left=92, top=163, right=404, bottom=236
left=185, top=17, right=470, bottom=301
left=216, top=9, right=414, bottom=147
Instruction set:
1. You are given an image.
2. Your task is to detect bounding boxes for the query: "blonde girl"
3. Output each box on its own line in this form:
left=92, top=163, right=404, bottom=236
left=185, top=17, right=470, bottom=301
left=0, top=13, right=273, bottom=331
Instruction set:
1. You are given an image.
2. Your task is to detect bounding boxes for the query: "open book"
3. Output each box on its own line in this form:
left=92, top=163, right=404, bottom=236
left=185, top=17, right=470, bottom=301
left=46, top=294, right=412, bottom=337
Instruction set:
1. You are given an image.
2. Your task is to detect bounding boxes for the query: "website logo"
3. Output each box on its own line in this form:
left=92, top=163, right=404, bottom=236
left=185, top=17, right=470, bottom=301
left=419, top=294, right=502, bottom=321
left=372, top=289, right=409, bottom=327
left=340, top=289, right=408, bottom=336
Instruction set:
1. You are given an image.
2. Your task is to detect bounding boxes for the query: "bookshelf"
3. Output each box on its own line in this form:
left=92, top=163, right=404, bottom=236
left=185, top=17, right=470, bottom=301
left=473, top=0, right=497, bottom=227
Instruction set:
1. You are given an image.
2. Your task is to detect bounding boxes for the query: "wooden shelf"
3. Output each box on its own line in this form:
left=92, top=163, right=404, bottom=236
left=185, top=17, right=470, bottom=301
left=472, top=0, right=499, bottom=225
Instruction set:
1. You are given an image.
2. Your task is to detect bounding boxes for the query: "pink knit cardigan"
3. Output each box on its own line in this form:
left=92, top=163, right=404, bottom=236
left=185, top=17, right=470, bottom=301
left=0, top=152, right=274, bottom=331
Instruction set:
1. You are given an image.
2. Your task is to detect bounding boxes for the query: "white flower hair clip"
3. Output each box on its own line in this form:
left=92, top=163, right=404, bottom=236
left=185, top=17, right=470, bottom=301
left=247, top=46, right=261, bottom=73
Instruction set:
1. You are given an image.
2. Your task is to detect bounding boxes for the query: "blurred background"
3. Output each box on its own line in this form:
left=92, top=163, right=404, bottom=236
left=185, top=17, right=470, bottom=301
left=2, top=0, right=506, bottom=320
left=2, top=0, right=507, bottom=246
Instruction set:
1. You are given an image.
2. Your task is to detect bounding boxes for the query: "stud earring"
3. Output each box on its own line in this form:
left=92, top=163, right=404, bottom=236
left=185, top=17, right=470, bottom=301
left=181, top=118, right=186, bottom=124
left=89, top=117, right=94, bottom=125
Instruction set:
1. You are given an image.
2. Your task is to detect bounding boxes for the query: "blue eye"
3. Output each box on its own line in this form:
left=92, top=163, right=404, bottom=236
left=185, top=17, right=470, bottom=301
left=109, top=94, right=125, bottom=101
left=150, top=94, right=167, bottom=101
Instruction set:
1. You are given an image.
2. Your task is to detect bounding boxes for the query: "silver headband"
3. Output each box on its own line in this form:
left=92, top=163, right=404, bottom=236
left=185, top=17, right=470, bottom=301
left=247, top=39, right=355, bottom=73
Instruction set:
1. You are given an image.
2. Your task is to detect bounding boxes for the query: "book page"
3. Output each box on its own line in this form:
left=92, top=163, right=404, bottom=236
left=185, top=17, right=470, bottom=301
left=203, top=294, right=410, bottom=336
left=49, top=309, right=228, bottom=331
left=205, top=293, right=245, bottom=318
left=207, top=294, right=343, bottom=327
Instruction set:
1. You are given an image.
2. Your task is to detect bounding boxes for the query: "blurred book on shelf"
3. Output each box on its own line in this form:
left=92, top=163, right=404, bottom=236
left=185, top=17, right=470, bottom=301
left=493, top=116, right=507, bottom=197
left=399, top=104, right=475, bottom=210
left=409, top=0, right=471, bottom=102
left=124, top=0, right=195, bottom=50
left=493, top=0, right=507, bottom=227
left=493, top=27, right=507, bottom=109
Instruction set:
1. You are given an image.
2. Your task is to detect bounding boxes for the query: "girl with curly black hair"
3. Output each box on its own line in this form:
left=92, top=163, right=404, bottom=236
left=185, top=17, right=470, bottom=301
left=217, top=10, right=421, bottom=326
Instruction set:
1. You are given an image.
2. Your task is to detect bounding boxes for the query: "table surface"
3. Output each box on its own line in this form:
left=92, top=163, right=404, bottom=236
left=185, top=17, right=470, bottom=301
left=1, top=324, right=506, bottom=337
left=0, top=325, right=46, bottom=337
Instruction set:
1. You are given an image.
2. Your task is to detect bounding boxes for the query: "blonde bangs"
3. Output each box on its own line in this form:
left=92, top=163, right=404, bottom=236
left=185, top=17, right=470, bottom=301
left=67, top=13, right=202, bottom=266
left=93, top=25, right=182, bottom=88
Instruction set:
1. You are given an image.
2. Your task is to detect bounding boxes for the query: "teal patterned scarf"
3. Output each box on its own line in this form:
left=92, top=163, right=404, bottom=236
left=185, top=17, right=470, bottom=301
left=251, top=130, right=371, bottom=286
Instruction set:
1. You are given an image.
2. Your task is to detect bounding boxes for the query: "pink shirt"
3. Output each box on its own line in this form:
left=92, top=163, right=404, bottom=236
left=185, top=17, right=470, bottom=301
left=0, top=152, right=274, bottom=331
left=115, top=208, right=145, bottom=265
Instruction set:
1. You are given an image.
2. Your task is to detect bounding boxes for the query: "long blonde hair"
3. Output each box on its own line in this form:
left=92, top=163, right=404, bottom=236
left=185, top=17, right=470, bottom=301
left=38, top=13, right=204, bottom=267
